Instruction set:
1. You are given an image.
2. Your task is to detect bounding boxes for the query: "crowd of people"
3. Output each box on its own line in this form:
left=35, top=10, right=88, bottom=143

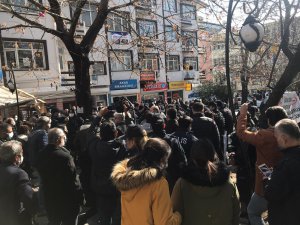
left=0, top=98, right=300, bottom=225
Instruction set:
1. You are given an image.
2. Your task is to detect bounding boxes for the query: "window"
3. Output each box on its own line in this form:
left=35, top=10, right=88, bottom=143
left=184, top=57, right=198, bottom=70
left=137, top=20, right=157, bottom=38
left=182, top=31, right=197, bottom=49
left=67, top=61, right=75, bottom=76
left=139, top=54, right=159, bottom=71
left=2, top=0, right=43, bottom=13
left=167, top=55, right=180, bottom=71
left=181, top=4, right=196, bottom=20
left=107, top=13, right=130, bottom=32
left=3, top=39, right=48, bottom=70
left=70, top=2, right=97, bottom=26
left=91, top=62, right=106, bottom=81
left=110, top=51, right=132, bottom=71
left=165, top=26, right=177, bottom=42
left=138, top=0, right=156, bottom=7
left=164, top=0, right=177, bottom=12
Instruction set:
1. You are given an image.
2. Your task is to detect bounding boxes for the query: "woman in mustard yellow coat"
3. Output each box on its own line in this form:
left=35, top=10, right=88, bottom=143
left=111, top=138, right=181, bottom=225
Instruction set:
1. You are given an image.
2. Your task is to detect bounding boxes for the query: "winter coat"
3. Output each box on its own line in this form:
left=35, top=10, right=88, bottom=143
left=191, top=113, right=221, bottom=159
left=221, top=108, right=234, bottom=134
left=0, top=164, right=38, bottom=225
left=88, top=137, right=126, bottom=213
left=36, top=144, right=83, bottom=215
left=171, top=130, right=198, bottom=159
left=265, top=146, right=300, bottom=225
left=171, top=162, right=240, bottom=225
left=237, top=112, right=283, bottom=196
left=165, top=119, right=179, bottom=134
left=111, top=159, right=182, bottom=225
left=27, top=129, right=48, bottom=167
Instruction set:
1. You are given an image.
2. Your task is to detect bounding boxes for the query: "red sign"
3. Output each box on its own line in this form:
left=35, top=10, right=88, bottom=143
left=143, top=82, right=168, bottom=92
left=140, top=72, right=155, bottom=81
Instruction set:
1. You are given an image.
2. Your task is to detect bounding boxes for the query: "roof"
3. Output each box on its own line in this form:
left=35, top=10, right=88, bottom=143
left=0, top=86, right=45, bottom=106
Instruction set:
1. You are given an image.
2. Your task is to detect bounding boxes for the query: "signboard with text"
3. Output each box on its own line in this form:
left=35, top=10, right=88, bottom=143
left=140, top=72, right=156, bottom=81
left=110, top=79, right=137, bottom=90
left=143, top=82, right=168, bottom=92
left=169, top=81, right=186, bottom=89
left=279, top=91, right=300, bottom=123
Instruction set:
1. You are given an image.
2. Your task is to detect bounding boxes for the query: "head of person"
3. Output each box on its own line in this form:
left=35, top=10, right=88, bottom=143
left=150, top=105, right=160, bottom=114
left=48, top=128, right=66, bottom=147
left=166, top=108, right=177, bottom=121
left=150, top=117, right=165, bottom=134
left=192, top=102, right=204, bottom=114
left=216, top=100, right=224, bottom=110
left=274, top=119, right=300, bottom=149
left=36, top=116, right=51, bottom=131
left=114, top=113, right=125, bottom=125
left=208, top=102, right=218, bottom=112
left=100, top=121, right=118, bottom=141
left=265, top=106, right=288, bottom=128
left=125, top=125, right=148, bottom=151
left=6, top=117, right=16, bottom=127
left=18, top=125, right=30, bottom=136
left=127, top=138, right=171, bottom=171
left=68, top=109, right=76, bottom=118
left=178, top=115, right=193, bottom=131
left=0, top=123, right=14, bottom=140
left=190, top=139, right=219, bottom=179
left=0, top=140, right=23, bottom=166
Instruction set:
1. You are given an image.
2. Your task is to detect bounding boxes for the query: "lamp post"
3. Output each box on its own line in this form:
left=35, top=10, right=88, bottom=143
left=6, top=66, right=21, bottom=132
left=240, top=15, right=265, bottom=52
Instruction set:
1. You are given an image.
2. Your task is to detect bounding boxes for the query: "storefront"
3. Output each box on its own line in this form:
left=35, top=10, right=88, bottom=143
left=168, top=81, right=186, bottom=102
left=141, top=82, right=168, bottom=103
left=110, top=79, right=139, bottom=104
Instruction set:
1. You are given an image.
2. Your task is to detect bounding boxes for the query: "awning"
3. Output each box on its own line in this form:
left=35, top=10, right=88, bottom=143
left=0, top=86, right=45, bottom=107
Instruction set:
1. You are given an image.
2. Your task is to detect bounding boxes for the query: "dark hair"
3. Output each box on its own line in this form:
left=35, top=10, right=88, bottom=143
left=100, top=121, right=117, bottom=141
left=125, top=125, right=148, bottom=151
left=265, top=106, right=288, bottom=126
left=167, top=108, right=177, bottom=120
left=207, top=102, right=217, bottom=111
left=192, top=102, right=204, bottom=112
left=151, top=118, right=165, bottom=132
left=190, top=139, right=219, bottom=180
left=19, top=125, right=30, bottom=135
left=127, top=138, right=171, bottom=171
left=178, top=116, right=193, bottom=130
left=276, top=118, right=300, bottom=140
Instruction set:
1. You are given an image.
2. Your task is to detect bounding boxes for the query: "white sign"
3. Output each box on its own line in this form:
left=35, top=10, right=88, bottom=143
left=279, top=91, right=300, bottom=123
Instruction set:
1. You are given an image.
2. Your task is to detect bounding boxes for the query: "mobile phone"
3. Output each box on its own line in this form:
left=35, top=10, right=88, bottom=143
left=258, top=164, right=272, bottom=179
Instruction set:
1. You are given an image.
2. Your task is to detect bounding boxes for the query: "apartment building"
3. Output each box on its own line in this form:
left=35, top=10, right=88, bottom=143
left=0, top=0, right=206, bottom=109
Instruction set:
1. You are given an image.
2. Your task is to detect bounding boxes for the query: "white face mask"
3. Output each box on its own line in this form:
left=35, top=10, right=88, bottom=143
left=69, top=113, right=74, bottom=118
left=7, top=132, right=14, bottom=139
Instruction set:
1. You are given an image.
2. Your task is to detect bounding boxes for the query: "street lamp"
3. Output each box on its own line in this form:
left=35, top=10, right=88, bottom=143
left=240, top=15, right=265, bottom=52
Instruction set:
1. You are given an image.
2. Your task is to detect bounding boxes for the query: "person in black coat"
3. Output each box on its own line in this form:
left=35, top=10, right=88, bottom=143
left=149, top=116, right=187, bottom=192
left=171, top=115, right=198, bottom=159
left=264, top=119, right=300, bottom=225
left=191, top=102, right=222, bottom=160
left=88, top=121, right=126, bottom=225
left=0, top=140, right=38, bottom=225
left=37, top=128, right=83, bottom=225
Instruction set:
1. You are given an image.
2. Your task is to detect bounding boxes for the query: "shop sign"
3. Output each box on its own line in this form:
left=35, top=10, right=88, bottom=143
left=143, top=82, right=168, bottom=92
left=110, top=79, right=137, bottom=90
left=169, top=81, right=186, bottom=89
left=140, top=71, right=156, bottom=81
left=185, top=83, right=192, bottom=91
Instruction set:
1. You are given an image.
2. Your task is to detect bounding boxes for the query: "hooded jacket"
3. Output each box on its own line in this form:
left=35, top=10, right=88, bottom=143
left=111, top=159, right=181, bottom=225
left=171, top=162, right=240, bottom=225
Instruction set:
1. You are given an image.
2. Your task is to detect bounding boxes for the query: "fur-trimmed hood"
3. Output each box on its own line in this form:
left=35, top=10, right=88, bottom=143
left=182, top=162, right=229, bottom=187
left=111, top=159, right=163, bottom=192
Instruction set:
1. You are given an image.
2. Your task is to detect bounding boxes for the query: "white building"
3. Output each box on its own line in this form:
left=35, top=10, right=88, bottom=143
left=0, top=0, right=206, bottom=110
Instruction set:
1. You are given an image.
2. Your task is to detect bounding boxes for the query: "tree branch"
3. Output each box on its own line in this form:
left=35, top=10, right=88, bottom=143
left=0, top=4, right=63, bottom=37
left=281, top=0, right=294, bottom=59
left=108, top=0, right=138, bottom=12
left=48, top=0, right=65, bottom=33
left=69, top=0, right=87, bottom=36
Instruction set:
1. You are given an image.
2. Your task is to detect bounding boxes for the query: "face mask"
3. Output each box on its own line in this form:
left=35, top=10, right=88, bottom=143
left=7, top=132, right=14, bottom=139
left=69, top=113, right=74, bottom=118
left=17, top=155, right=24, bottom=166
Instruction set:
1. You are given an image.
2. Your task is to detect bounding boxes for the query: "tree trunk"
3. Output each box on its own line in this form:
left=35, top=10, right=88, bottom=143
left=264, top=48, right=300, bottom=111
left=71, top=54, right=92, bottom=117
left=241, top=74, right=249, bottom=104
